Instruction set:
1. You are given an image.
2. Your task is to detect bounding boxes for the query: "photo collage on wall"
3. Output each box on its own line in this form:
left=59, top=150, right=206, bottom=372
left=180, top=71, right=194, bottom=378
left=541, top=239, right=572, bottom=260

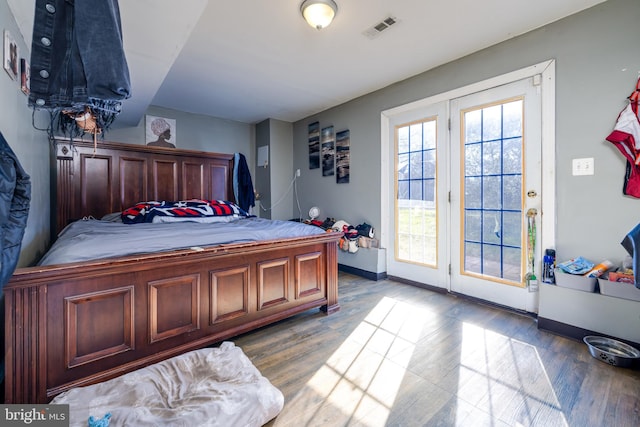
left=308, top=121, right=350, bottom=183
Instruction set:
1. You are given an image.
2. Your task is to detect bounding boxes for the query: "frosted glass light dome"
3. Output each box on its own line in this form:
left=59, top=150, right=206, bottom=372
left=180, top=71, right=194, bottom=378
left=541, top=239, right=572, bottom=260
left=301, top=0, right=337, bottom=30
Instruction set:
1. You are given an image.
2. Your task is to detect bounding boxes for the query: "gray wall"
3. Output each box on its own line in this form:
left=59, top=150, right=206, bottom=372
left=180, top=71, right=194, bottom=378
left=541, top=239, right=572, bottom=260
left=107, top=105, right=255, bottom=169
left=254, top=119, right=294, bottom=220
left=1, top=0, right=51, bottom=267
left=293, top=0, right=640, bottom=271
left=255, top=120, right=272, bottom=218
left=269, top=119, right=294, bottom=221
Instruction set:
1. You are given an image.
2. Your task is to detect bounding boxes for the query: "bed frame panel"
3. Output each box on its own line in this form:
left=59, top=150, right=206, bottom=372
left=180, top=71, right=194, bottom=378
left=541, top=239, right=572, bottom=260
left=5, top=139, right=340, bottom=404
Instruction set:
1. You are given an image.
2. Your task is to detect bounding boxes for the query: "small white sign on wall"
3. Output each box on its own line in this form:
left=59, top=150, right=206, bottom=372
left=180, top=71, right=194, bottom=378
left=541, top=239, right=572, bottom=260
left=257, top=145, right=269, bottom=168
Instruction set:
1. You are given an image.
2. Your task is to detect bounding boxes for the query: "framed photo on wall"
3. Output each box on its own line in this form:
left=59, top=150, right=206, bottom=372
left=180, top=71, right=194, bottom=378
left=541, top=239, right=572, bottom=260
left=336, top=129, right=350, bottom=184
left=308, top=121, right=320, bottom=169
left=4, top=30, right=18, bottom=80
left=321, top=125, right=335, bottom=177
left=145, top=115, right=176, bottom=148
left=20, top=58, right=30, bottom=95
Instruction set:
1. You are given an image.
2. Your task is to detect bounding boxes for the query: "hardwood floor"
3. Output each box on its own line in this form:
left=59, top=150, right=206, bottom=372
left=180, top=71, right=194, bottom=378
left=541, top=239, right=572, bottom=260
left=234, top=272, right=640, bottom=427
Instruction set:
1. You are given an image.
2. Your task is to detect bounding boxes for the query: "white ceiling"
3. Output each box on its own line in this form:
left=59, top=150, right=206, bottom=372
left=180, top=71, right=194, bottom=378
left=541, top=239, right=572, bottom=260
left=9, top=0, right=606, bottom=126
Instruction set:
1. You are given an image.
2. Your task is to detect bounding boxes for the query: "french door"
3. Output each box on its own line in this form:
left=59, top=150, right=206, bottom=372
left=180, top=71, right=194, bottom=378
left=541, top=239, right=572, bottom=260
left=449, top=78, right=541, bottom=310
left=385, top=68, right=550, bottom=312
left=387, top=101, right=449, bottom=289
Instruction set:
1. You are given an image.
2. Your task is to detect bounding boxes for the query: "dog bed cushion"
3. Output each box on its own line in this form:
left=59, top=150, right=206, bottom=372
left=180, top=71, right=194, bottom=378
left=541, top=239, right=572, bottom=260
left=50, top=342, right=284, bottom=427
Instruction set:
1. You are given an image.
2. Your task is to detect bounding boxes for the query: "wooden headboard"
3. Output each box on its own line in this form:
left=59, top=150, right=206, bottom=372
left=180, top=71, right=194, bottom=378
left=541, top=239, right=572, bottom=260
left=53, top=138, right=235, bottom=234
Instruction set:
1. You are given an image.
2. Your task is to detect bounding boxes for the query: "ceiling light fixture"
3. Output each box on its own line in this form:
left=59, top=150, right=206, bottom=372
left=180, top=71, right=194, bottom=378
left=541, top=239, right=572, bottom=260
left=300, top=0, right=338, bottom=30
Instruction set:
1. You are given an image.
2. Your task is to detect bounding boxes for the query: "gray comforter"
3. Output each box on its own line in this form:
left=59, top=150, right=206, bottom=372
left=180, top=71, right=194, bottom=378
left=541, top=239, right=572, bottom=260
left=38, top=217, right=325, bottom=266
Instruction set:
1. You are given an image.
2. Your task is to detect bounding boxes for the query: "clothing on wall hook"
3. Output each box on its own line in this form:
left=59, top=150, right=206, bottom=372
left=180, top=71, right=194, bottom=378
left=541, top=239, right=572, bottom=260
left=605, top=77, right=640, bottom=198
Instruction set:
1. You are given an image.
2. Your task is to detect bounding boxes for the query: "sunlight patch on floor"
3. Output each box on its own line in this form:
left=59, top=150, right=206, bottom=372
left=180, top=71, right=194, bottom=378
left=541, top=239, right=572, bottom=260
left=292, top=296, right=423, bottom=426
left=456, top=322, right=568, bottom=426
left=271, top=297, right=574, bottom=426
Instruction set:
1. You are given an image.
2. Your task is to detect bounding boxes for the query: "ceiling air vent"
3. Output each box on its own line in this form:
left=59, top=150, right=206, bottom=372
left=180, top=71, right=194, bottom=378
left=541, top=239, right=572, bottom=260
left=363, top=16, right=399, bottom=40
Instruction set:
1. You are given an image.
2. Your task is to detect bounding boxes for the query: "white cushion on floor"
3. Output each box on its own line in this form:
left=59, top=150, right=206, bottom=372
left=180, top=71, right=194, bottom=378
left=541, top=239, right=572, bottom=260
left=50, top=342, right=284, bottom=427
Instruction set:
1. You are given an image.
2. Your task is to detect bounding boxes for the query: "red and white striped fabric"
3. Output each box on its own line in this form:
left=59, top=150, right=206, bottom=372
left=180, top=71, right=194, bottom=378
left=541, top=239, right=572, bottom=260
left=122, top=199, right=249, bottom=224
left=606, top=78, right=640, bottom=198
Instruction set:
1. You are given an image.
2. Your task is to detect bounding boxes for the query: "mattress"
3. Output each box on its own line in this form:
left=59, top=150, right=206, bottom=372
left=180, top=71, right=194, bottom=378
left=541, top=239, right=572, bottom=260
left=38, top=217, right=326, bottom=266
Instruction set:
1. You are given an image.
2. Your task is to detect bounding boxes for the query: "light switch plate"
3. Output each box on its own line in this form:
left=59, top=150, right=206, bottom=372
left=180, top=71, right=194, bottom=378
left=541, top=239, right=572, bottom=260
left=572, top=158, right=594, bottom=176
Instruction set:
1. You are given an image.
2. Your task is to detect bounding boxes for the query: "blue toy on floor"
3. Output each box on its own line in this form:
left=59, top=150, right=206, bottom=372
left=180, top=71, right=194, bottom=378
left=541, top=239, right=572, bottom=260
left=88, top=413, right=111, bottom=427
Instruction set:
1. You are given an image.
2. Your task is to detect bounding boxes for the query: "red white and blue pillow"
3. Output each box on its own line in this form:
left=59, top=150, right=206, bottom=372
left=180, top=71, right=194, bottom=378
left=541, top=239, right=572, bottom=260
left=122, top=200, right=250, bottom=224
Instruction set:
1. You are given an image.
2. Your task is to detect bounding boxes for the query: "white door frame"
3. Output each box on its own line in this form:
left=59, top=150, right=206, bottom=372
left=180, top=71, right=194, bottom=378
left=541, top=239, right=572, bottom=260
left=380, top=60, right=555, bottom=312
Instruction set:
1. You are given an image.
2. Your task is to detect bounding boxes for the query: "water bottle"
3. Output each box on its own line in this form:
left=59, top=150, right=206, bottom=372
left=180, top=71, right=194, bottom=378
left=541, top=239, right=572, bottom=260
left=542, top=249, right=556, bottom=284
left=585, top=260, right=614, bottom=278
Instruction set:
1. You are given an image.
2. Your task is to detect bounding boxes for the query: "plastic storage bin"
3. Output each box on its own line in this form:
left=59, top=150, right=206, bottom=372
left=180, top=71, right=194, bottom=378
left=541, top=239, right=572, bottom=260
left=598, top=278, right=640, bottom=302
left=554, top=268, right=597, bottom=292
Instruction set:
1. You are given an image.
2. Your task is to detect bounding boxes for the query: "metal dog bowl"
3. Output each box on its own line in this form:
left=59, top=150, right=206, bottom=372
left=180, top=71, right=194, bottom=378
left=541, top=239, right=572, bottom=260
left=583, top=336, right=640, bottom=367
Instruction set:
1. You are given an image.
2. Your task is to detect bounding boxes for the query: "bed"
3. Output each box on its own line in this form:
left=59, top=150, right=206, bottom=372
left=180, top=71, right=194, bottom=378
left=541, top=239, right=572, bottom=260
left=4, top=139, right=340, bottom=404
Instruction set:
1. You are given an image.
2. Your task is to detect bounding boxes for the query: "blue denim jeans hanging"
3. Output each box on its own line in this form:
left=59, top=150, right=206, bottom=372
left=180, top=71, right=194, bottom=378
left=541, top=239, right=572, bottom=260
left=28, top=0, right=131, bottom=136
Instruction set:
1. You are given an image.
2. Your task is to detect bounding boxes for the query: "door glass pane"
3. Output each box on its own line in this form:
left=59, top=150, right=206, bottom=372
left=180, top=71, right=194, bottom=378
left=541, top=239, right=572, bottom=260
left=461, top=99, right=523, bottom=284
left=396, top=118, right=438, bottom=266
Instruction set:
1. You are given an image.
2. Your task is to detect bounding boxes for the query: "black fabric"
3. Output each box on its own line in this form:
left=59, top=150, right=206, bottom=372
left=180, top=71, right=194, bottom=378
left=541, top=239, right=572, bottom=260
left=0, top=131, right=31, bottom=289
left=234, top=153, right=255, bottom=212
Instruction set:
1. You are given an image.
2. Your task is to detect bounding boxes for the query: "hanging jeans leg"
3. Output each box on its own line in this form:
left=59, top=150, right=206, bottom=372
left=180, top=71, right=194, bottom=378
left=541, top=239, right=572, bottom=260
left=29, top=0, right=131, bottom=133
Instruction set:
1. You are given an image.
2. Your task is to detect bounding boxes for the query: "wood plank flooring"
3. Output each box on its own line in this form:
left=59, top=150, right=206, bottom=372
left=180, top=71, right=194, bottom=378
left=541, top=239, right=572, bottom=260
left=233, top=272, right=640, bottom=427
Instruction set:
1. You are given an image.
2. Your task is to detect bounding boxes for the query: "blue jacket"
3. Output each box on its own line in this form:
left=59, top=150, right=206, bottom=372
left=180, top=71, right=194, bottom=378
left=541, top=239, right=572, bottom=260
left=621, top=223, right=640, bottom=288
left=28, top=0, right=131, bottom=134
left=0, top=132, right=31, bottom=288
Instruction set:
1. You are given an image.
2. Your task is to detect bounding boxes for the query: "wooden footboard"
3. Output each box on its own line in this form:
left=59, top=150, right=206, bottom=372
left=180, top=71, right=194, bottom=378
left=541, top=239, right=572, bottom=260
left=4, top=233, right=340, bottom=403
